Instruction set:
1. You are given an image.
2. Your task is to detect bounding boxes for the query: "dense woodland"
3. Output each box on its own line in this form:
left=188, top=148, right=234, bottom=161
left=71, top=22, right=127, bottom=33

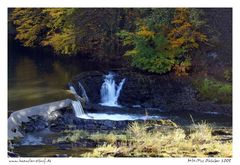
left=9, top=8, right=231, bottom=76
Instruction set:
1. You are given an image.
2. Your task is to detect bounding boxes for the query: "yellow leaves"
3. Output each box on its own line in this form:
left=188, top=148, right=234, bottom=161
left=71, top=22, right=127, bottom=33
left=41, top=26, right=78, bottom=55
left=172, top=8, right=190, bottom=25
left=193, top=31, right=208, bottom=42
left=136, top=26, right=154, bottom=38
left=168, top=8, right=207, bottom=51
left=174, top=59, right=192, bottom=76
left=42, top=9, right=64, bottom=18
left=170, top=37, right=185, bottom=48
left=124, top=49, right=138, bottom=57
left=11, top=8, right=79, bottom=55
left=11, top=8, right=46, bottom=47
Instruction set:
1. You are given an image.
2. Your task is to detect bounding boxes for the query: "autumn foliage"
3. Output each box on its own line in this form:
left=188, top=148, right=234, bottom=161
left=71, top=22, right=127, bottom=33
left=119, top=8, right=207, bottom=75
left=166, top=9, right=207, bottom=75
left=10, top=8, right=208, bottom=75
left=168, top=9, right=207, bottom=50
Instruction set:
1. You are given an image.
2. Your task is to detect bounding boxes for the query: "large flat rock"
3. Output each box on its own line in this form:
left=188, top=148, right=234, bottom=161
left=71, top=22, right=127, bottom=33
left=8, top=99, right=72, bottom=140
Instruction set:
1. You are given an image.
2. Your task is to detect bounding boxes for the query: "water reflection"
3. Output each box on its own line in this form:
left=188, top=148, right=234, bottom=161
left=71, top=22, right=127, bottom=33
left=8, top=57, right=74, bottom=111
left=8, top=44, right=107, bottom=112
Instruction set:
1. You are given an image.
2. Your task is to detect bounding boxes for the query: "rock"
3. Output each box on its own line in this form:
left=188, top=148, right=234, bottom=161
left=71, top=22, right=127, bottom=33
left=50, top=123, right=66, bottom=132
left=207, top=151, right=220, bottom=156
left=21, top=122, right=35, bottom=133
left=71, top=70, right=231, bottom=116
left=212, top=128, right=232, bottom=142
left=8, top=151, right=19, bottom=157
left=212, top=129, right=232, bottom=136
left=49, top=110, right=62, bottom=121
left=54, top=154, right=69, bottom=157
left=76, top=139, right=97, bottom=148
left=20, top=115, right=48, bottom=133
left=218, top=135, right=232, bottom=142
left=8, top=99, right=73, bottom=140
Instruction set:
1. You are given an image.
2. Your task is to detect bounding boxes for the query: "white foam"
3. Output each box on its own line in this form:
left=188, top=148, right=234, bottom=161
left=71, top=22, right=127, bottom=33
left=79, top=113, right=164, bottom=121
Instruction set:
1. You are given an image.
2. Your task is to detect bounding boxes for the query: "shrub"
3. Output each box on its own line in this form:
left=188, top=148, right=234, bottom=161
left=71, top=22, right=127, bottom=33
left=193, top=78, right=232, bottom=104
left=55, top=130, right=89, bottom=143
left=224, top=69, right=232, bottom=82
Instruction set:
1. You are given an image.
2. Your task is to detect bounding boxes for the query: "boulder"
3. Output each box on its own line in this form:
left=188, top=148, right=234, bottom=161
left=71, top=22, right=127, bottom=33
left=8, top=151, right=19, bottom=157
left=8, top=99, right=73, bottom=140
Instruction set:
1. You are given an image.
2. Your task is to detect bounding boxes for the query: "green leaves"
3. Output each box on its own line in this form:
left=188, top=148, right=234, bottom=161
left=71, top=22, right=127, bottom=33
left=119, top=24, right=176, bottom=74
left=193, top=78, right=232, bottom=104
left=116, top=30, right=134, bottom=46
left=10, top=8, right=208, bottom=73
left=118, top=8, right=207, bottom=75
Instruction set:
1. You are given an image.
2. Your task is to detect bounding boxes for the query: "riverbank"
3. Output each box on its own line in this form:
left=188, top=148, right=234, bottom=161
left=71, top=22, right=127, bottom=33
left=10, top=120, right=232, bottom=157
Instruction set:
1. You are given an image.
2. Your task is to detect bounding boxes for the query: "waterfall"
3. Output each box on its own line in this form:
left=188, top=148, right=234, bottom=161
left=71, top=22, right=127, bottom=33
left=69, top=85, right=86, bottom=118
left=71, top=100, right=85, bottom=118
left=78, top=82, right=89, bottom=102
left=100, top=73, right=126, bottom=107
left=69, top=85, right=77, bottom=95
left=69, top=83, right=89, bottom=103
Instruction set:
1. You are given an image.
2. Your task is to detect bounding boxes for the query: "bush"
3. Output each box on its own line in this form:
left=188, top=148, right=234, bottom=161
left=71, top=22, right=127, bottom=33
left=193, top=78, right=232, bottom=104
left=224, top=69, right=232, bottom=82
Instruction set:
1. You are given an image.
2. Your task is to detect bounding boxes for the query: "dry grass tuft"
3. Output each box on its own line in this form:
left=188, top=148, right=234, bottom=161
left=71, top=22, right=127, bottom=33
left=82, top=122, right=232, bottom=157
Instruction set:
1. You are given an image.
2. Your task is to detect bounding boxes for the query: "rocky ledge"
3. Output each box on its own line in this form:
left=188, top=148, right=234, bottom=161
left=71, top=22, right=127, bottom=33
left=71, top=70, right=232, bottom=116
left=19, top=106, right=178, bottom=134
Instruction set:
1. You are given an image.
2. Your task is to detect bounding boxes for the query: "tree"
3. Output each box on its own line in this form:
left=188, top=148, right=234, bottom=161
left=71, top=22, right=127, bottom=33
left=10, top=8, right=208, bottom=74
left=10, top=8, right=141, bottom=59
left=11, top=8, right=47, bottom=47
left=118, top=22, right=180, bottom=74
left=168, top=8, right=207, bottom=52
left=119, top=8, right=208, bottom=75
left=11, top=8, right=78, bottom=55
left=40, top=8, right=78, bottom=55
left=168, top=8, right=208, bottom=76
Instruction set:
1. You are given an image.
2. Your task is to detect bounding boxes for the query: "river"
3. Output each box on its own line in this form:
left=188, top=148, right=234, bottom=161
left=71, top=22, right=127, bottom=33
left=8, top=42, right=107, bottom=112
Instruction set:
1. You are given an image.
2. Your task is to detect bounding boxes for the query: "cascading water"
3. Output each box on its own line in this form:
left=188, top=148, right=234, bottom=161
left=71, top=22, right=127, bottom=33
left=69, top=85, right=77, bottom=95
left=69, top=83, right=89, bottom=103
left=69, top=85, right=87, bottom=118
left=100, top=73, right=126, bottom=107
left=78, top=82, right=89, bottom=102
left=71, top=100, right=85, bottom=118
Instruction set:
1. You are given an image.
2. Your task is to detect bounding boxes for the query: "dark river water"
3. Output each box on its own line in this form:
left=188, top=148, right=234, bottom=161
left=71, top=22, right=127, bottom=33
left=8, top=42, right=107, bottom=112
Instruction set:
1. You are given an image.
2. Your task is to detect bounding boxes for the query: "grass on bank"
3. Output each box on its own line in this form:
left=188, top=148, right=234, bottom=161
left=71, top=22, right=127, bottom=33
left=55, top=121, right=232, bottom=157
left=192, top=78, right=232, bottom=104
left=83, top=122, right=231, bottom=157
